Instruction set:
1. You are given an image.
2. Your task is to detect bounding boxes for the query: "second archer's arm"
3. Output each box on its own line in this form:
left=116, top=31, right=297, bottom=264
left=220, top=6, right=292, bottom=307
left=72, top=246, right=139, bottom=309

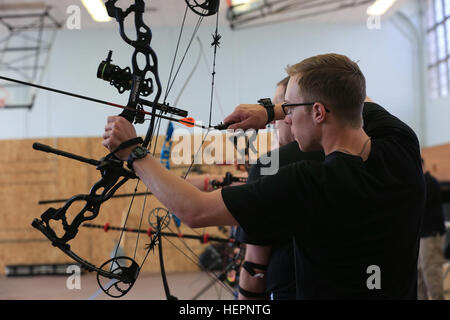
left=238, top=244, right=272, bottom=300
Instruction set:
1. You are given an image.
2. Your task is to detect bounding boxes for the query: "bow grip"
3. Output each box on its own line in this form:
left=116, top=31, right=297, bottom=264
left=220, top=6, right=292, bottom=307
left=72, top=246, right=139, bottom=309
left=119, top=108, right=135, bottom=123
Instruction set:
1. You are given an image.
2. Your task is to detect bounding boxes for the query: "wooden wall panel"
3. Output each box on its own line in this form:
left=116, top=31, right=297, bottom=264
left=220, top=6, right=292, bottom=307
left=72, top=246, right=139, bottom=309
left=0, top=135, right=251, bottom=275
left=421, top=143, right=450, bottom=181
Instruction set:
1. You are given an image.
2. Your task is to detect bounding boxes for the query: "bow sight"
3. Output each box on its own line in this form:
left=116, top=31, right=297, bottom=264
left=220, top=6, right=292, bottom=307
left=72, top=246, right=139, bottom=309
left=97, top=50, right=188, bottom=125
left=97, top=50, right=153, bottom=98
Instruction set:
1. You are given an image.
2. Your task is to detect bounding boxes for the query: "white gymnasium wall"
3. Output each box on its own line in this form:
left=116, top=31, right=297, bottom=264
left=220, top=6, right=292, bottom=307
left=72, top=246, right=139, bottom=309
left=0, top=1, right=427, bottom=146
left=418, top=0, right=450, bottom=147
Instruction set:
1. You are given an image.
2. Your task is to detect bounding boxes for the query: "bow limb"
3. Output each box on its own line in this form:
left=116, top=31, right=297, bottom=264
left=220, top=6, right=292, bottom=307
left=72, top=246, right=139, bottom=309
left=157, top=217, right=178, bottom=300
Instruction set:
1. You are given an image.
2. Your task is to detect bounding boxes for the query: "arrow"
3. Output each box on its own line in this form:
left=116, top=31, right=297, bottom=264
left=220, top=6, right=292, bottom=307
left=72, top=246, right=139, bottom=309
left=0, top=75, right=229, bottom=130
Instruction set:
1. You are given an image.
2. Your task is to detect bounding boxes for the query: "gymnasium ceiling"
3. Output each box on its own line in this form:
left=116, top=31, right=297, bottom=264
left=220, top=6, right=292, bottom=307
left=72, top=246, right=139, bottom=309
left=0, top=0, right=410, bottom=31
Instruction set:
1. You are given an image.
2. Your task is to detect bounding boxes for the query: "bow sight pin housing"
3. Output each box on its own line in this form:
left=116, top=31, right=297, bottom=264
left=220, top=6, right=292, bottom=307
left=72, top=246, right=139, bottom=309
left=97, top=50, right=153, bottom=96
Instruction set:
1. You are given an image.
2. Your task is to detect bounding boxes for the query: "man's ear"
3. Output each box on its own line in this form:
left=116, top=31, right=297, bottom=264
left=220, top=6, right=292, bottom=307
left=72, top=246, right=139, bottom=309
left=312, top=102, right=326, bottom=124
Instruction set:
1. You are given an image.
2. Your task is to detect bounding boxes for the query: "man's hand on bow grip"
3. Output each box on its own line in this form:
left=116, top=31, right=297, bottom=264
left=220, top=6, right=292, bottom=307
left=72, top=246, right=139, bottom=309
left=102, top=116, right=139, bottom=161
left=224, top=104, right=268, bottom=130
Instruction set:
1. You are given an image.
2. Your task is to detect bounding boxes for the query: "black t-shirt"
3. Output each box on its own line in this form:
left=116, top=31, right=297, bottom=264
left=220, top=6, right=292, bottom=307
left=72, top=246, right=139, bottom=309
left=222, top=102, right=425, bottom=299
left=420, top=172, right=446, bottom=237
left=235, top=142, right=324, bottom=299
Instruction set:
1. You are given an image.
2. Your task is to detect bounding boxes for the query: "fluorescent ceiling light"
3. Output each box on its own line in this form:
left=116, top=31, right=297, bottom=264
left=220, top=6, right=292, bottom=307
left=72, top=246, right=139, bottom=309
left=81, top=0, right=111, bottom=22
left=366, top=0, right=397, bottom=16
left=231, top=0, right=255, bottom=5
left=230, top=0, right=265, bottom=14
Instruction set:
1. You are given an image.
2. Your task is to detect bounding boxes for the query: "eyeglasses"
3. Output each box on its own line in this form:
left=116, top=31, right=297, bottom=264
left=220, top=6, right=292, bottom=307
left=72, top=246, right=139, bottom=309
left=281, top=102, right=331, bottom=115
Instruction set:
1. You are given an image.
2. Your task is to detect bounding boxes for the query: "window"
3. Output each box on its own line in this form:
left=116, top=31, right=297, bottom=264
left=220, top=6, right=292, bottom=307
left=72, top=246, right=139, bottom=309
left=427, top=0, right=450, bottom=99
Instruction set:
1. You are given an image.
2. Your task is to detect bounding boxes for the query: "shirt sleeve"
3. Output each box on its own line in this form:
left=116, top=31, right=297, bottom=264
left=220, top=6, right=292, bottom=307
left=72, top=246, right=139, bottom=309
left=235, top=226, right=275, bottom=245
left=362, top=102, right=419, bottom=147
left=234, top=153, right=276, bottom=244
left=236, top=148, right=297, bottom=245
left=362, top=102, right=422, bottom=175
left=221, top=161, right=314, bottom=243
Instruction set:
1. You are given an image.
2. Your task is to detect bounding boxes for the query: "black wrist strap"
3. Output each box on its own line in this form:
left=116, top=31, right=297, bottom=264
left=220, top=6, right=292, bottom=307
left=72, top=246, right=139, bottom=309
left=257, top=98, right=275, bottom=124
left=111, top=137, right=143, bottom=155
left=243, top=261, right=267, bottom=279
left=238, top=286, right=268, bottom=299
left=265, top=106, right=275, bottom=124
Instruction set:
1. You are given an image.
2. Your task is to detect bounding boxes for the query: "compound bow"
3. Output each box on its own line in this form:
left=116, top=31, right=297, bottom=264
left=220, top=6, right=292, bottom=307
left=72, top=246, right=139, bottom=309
left=29, top=0, right=224, bottom=299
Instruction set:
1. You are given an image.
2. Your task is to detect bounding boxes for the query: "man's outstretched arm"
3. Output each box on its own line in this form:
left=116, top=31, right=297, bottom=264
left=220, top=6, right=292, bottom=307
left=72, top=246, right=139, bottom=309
left=224, top=104, right=285, bottom=130
left=226, top=98, right=374, bottom=131
left=102, top=116, right=238, bottom=228
left=132, top=154, right=237, bottom=227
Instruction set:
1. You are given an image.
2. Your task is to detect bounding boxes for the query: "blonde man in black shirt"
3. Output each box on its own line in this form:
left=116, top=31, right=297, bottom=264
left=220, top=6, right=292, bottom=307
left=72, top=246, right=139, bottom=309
left=103, top=53, right=424, bottom=299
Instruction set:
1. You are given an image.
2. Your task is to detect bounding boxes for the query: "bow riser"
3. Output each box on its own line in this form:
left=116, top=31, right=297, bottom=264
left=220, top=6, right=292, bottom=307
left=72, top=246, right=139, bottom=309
left=30, top=0, right=222, bottom=299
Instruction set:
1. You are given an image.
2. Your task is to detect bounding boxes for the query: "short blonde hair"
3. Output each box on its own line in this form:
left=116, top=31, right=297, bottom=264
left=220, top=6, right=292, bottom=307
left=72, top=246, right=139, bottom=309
left=286, top=53, right=366, bottom=128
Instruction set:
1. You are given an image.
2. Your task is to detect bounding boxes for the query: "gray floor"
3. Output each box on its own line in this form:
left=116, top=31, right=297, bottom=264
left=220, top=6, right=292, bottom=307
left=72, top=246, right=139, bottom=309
left=2, top=268, right=449, bottom=300
left=0, top=271, right=236, bottom=300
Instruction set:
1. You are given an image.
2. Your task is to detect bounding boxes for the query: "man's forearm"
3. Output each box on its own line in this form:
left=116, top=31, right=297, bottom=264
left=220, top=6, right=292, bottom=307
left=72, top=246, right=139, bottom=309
left=225, top=103, right=285, bottom=130
left=273, top=104, right=286, bottom=121
left=132, top=155, right=237, bottom=227
left=239, top=244, right=272, bottom=300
